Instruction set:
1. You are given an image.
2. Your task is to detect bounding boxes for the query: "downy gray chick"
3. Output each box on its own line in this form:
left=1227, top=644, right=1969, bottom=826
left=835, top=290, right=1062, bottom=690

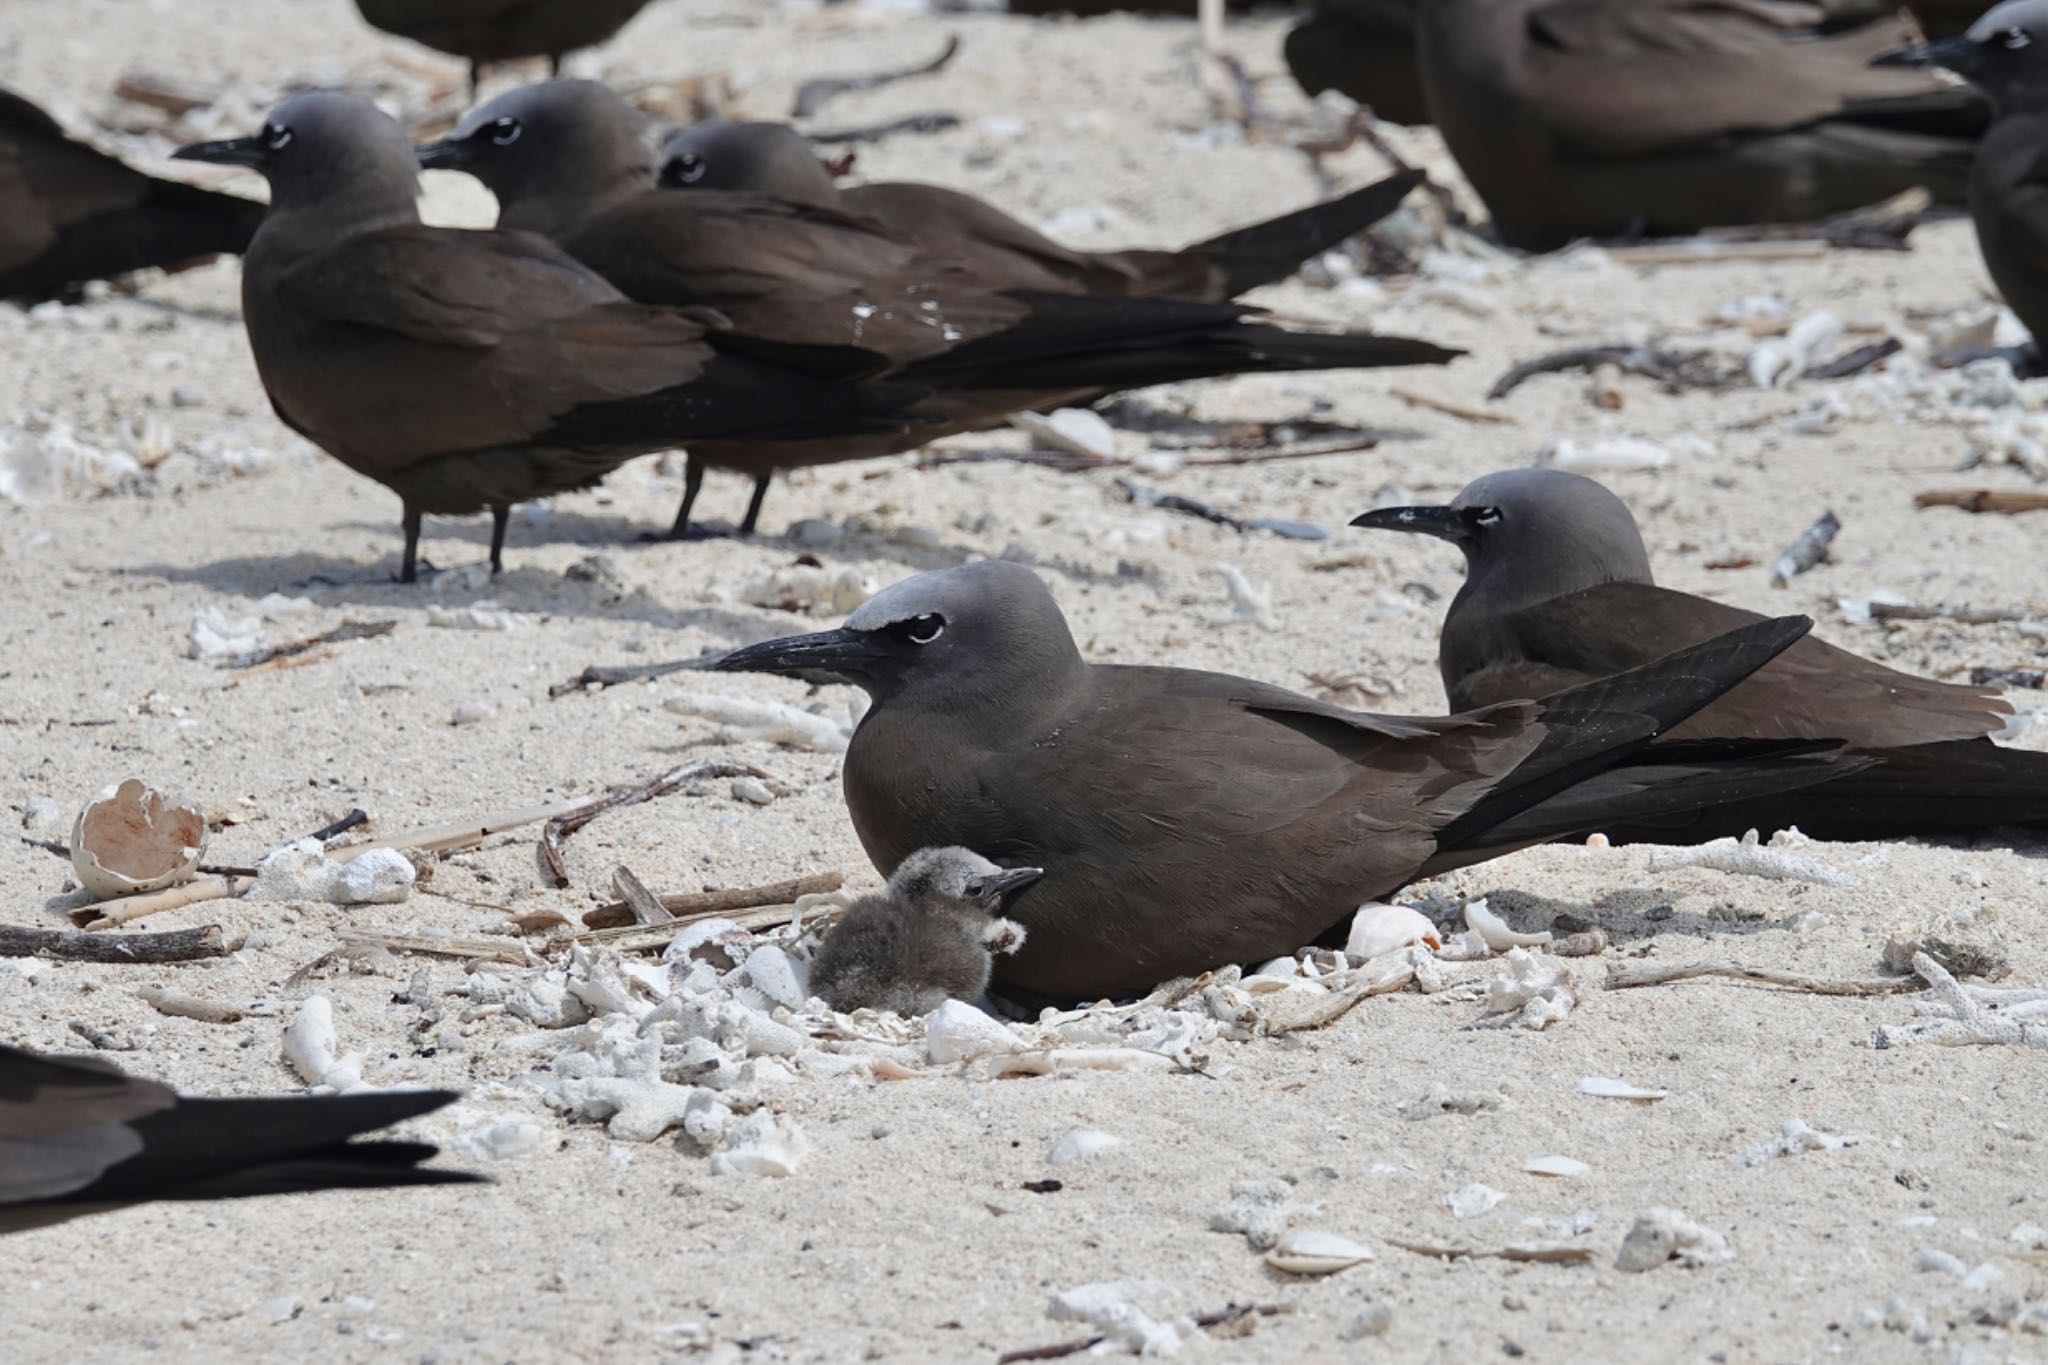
left=810, top=847, right=1041, bottom=1014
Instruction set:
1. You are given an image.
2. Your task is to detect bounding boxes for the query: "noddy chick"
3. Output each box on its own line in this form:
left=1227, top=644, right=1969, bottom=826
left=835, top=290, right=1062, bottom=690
left=809, top=848, right=1042, bottom=1015
left=1417, top=0, right=1987, bottom=249
left=1352, top=468, right=2048, bottom=842
left=717, top=560, right=1841, bottom=1000
left=1, top=86, right=264, bottom=302
left=0, top=1044, right=482, bottom=1234
left=173, top=92, right=926, bottom=581
left=353, top=0, right=654, bottom=95
left=1879, top=1, right=2048, bottom=367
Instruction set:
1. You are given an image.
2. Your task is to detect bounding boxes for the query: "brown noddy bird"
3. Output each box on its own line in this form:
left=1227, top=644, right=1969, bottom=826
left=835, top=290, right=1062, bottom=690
left=657, top=121, right=1429, bottom=300
left=1416, top=0, right=1988, bottom=251
left=808, top=847, right=1041, bottom=1015
left=1, top=86, right=264, bottom=303
left=1352, top=469, right=2048, bottom=843
left=1879, top=1, right=2048, bottom=367
left=713, top=560, right=1845, bottom=1000
left=1285, top=0, right=1433, bottom=127
left=353, top=0, right=654, bottom=94
left=172, top=92, right=928, bottom=582
left=0, top=1044, right=481, bottom=1234
left=417, top=80, right=1456, bottom=539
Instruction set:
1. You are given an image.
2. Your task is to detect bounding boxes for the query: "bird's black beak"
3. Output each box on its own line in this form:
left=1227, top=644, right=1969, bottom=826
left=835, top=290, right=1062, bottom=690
left=1873, top=37, right=1975, bottom=71
left=714, top=627, right=890, bottom=683
left=1349, top=504, right=1476, bottom=545
left=171, top=136, right=268, bottom=169
left=967, top=866, right=1044, bottom=905
left=415, top=137, right=467, bottom=170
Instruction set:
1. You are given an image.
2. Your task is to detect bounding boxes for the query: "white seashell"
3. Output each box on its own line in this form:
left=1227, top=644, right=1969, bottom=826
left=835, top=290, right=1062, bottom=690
left=1446, top=1182, right=1505, bottom=1218
left=1048, top=1128, right=1122, bottom=1167
left=1345, top=903, right=1442, bottom=959
left=1265, top=1229, right=1374, bottom=1276
left=1011, top=407, right=1118, bottom=459
left=1464, top=898, right=1551, bottom=951
left=709, top=1110, right=808, bottom=1177
left=1525, top=1154, right=1591, bottom=1179
left=925, top=999, right=1025, bottom=1064
left=1578, top=1076, right=1668, bottom=1101
left=70, top=779, right=207, bottom=899
left=739, top=945, right=807, bottom=1010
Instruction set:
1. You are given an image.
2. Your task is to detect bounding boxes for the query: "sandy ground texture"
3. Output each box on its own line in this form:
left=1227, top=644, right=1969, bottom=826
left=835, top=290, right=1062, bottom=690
left=5, top=1, right=2048, bottom=1362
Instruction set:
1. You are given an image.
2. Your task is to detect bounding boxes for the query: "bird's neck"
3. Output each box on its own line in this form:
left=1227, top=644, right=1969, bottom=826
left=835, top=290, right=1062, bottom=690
left=497, top=168, right=649, bottom=240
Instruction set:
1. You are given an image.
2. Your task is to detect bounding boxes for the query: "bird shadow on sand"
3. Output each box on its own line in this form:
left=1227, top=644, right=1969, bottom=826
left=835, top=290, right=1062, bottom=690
left=1478, top=883, right=1790, bottom=946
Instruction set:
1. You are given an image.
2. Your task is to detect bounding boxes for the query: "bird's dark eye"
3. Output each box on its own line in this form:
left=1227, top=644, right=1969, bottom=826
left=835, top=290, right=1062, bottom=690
left=672, top=152, right=707, bottom=185
left=901, top=613, right=944, bottom=645
left=1471, top=506, right=1503, bottom=528
left=2004, top=27, right=2032, bottom=50
left=262, top=123, right=293, bottom=152
left=962, top=876, right=989, bottom=899
left=488, top=117, right=522, bottom=146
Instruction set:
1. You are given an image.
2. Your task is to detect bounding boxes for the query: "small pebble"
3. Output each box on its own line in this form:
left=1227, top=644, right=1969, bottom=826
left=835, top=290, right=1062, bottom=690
left=729, top=776, right=775, bottom=806
left=451, top=699, right=496, bottom=726
left=1340, top=1301, right=1393, bottom=1340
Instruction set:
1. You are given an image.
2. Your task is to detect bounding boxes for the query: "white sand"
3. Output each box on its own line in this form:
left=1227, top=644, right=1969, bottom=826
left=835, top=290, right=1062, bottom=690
left=4, top=2, right=2048, bottom=1361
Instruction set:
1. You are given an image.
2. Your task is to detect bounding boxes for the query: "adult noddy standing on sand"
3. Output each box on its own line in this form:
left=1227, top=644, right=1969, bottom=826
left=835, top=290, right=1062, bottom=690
left=172, top=92, right=929, bottom=582
left=1352, top=469, right=2048, bottom=842
left=1878, top=0, right=2048, bottom=369
left=0, top=1044, right=480, bottom=1234
left=657, top=121, right=1428, bottom=301
left=352, top=0, right=654, bottom=95
left=716, top=560, right=1849, bottom=1000
left=1416, top=0, right=1987, bottom=250
left=417, top=80, right=1456, bottom=539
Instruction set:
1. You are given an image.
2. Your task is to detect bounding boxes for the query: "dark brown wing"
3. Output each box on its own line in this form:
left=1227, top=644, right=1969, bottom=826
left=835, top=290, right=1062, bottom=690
left=1456, top=582, right=2011, bottom=747
left=0, top=1047, right=173, bottom=1203
left=1523, top=0, right=1970, bottom=159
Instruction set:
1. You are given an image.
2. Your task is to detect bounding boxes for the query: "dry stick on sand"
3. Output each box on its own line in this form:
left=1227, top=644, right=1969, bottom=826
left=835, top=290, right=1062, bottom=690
left=222, top=618, right=396, bottom=672
left=791, top=33, right=958, bottom=118
left=70, top=875, right=250, bottom=931
left=335, top=929, right=530, bottom=966
left=1383, top=1238, right=1598, bottom=1266
left=0, top=923, right=226, bottom=962
left=540, top=759, right=777, bottom=891
left=611, top=865, right=673, bottom=926
left=568, top=903, right=809, bottom=953
left=582, top=870, right=844, bottom=931
left=329, top=794, right=606, bottom=863
left=1915, top=488, right=2048, bottom=515
left=1390, top=386, right=1517, bottom=426
left=1605, top=962, right=1918, bottom=997
left=548, top=650, right=726, bottom=698
left=996, top=1303, right=1292, bottom=1365
left=1869, top=601, right=2039, bottom=626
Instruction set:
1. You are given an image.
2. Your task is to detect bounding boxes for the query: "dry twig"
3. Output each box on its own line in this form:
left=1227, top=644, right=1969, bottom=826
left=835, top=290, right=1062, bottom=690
left=582, top=870, right=843, bottom=931
left=70, top=875, right=249, bottom=930
left=1915, top=488, right=2048, bottom=515
left=0, top=923, right=226, bottom=962
left=1605, top=962, right=1915, bottom=997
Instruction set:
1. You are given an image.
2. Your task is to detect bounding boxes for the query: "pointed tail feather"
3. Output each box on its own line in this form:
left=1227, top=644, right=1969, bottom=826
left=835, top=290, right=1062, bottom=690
left=1182, top=171, right=1424, bottom=296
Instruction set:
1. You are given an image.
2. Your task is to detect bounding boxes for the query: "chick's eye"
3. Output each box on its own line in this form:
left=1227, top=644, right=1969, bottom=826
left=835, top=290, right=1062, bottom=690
left=489, top=117, right=522, bottom=146
left=673, top=152, right=706, bottom=184
left=2005, top=27, right=2032, bottom=49
left=263, top=124, right=293, bottom=151
left=903, top=613, right=944, bottom=645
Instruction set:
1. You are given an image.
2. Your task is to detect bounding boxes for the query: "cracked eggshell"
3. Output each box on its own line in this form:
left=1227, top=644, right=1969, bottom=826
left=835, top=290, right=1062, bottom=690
left=71, top=779, right=206, bottom=899
left=1345, top=903, right=1442, bottom=959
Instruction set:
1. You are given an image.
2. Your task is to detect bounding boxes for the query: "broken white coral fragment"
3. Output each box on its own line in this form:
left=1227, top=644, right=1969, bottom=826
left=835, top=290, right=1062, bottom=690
left=1048, top=1128, right=1122, bottom=1167
left=738, top=563, right=874, bottom=616
left=1205, top=562, right=1276, bottom=629
left=185, top=606, right=265, bottom=661
left=1208, top=1178, right=1301, bottom=1251
left=1464, top=898, right=1551, bottom=952
left=925, top=999, right=1025, bottom=1063
left=70, top=778, right=206, bottom=899
left=1475, top=948, right=1575, bottom=1030
left=424, top=601, right=519, bottom=630
left=1344, top=902, right=1441, bottom=959
left=1046, top=1281, right=1182, bottom=1357
left=1266, top=1229, right=1374, bottom=1276
left=1577, top=1076, right=1667, bottom=1101
left=281, top=994, right=362, bottom=1091
left=1615, top=1208, right=1734, bottom=1272
left=1646, top=828, right=1853, bottom=887
left=710, top=1110, right=808, bottom=1177
left=663, top=691, right=851, bottom=753
left=1731, top=1118, right=1868, bottom=1169
left=250, top=838, right=414, bottom=905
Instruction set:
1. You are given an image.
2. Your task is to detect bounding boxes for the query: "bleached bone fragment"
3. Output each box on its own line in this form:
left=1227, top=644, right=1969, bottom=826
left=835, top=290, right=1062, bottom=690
left=1731, top=1118, right=1869, bottom=1169
left=1616, top=1208, right=1734, bottom=1272
left=663, top=691, right=852, bottom=753
left=1646, top=828, right=1854, bottom=887
left=1464, top=898, right=1551, bottom=951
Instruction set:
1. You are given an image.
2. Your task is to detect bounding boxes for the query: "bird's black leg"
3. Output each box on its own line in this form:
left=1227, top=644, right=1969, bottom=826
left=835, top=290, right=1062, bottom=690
left=662, top=457, right=706, bottom=540
left=738, top=473, right=773, bottom=537
left=399, top=504, right=423, bottom=585
left=489, top=505, right=510, bottom=575
left=549, top=53, right=563, bottom=78
left=468, top=59, right=483, bottom=100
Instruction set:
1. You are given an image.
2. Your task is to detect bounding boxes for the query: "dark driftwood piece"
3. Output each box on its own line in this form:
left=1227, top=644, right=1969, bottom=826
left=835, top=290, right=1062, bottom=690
left=0, top=923, right=228, bottom=962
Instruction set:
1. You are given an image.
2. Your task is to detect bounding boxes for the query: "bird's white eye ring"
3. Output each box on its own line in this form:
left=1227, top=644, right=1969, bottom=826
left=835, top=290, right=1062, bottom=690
left=904, top=614, right=944, bottom=645
left=673, top=152, right=707, bottom=184
left=489, top=117, right=522, bottom=146
left=263, top=124, right=293, bottom=151
left=1472, top=507, right=1503, bottom=528
left=2005, top=27, right=2031, bottom=49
